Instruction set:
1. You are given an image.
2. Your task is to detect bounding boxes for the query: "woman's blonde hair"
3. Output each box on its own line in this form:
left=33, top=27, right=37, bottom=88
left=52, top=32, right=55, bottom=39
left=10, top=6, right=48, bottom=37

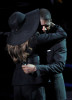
left=6, top=41, right=32, bottom=63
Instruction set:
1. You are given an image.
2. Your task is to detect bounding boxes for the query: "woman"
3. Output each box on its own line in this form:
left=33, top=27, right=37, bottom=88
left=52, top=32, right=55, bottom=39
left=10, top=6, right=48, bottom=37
left=6, top=9, right=46, bottom=100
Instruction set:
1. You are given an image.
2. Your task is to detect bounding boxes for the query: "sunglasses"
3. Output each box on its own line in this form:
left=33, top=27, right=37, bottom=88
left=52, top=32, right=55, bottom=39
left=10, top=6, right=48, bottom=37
left=41, top=24, right=49, bottom=27
left=37, top=23, right=50, bottom=33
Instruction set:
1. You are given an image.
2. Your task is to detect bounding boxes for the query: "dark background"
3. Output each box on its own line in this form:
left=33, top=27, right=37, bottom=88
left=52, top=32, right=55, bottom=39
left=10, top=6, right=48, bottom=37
left=0, top=0, right=72, bottom=100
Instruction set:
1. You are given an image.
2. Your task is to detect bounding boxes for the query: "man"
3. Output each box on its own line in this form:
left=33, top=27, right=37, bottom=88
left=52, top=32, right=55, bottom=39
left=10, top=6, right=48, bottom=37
left=22, top=8, right=67, bottom=100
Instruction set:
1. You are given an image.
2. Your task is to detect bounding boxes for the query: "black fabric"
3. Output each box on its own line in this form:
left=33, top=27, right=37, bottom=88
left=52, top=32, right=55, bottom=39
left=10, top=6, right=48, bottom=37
left=34, top=25, right=67, bottom=100
left=12, top=54, right=44, bottom=85
left=14, top=86, right=45, bottom=100
left=12, top=54, right=46, bottom=100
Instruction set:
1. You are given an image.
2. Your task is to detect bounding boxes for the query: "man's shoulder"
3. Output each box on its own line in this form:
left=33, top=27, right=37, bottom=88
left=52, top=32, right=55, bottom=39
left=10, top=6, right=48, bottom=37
left=55, top=24, right=65, bottom=31
left=54, top=24, right=62, bottom=29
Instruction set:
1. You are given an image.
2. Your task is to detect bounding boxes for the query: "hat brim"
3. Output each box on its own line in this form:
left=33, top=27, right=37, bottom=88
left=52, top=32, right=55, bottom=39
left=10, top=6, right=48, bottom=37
left=7, top=9, right=40, bottom=45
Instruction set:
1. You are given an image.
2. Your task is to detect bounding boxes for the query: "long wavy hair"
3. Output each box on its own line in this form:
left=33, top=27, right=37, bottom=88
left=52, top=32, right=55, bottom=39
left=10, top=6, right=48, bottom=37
left=6, top=41, right=32, bottom=63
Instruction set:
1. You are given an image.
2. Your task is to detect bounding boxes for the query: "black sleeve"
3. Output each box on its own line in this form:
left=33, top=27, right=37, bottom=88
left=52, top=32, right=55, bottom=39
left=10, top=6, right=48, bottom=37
left=35, top=39, right=67, bottom=75
left=36, top=25, right=67, bottom=44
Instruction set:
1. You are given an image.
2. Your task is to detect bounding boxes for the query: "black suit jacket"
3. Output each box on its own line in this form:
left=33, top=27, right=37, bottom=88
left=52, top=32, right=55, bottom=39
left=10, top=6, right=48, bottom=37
left=34, top=25, right=67, bottom=100
left=35, top=25, right=67, bottom=83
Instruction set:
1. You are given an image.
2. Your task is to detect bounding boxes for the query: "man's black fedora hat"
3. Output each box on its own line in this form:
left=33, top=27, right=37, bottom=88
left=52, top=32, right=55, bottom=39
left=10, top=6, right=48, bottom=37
left=6, top=9, right=40, bottom=45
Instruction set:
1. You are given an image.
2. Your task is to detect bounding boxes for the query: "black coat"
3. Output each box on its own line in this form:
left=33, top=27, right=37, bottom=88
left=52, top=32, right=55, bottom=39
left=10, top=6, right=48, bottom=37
left=12, top=54, right=43, bottom=85
left=35, top=25, right=67, bottom=78
left=34, top=25, right=67, bottom=100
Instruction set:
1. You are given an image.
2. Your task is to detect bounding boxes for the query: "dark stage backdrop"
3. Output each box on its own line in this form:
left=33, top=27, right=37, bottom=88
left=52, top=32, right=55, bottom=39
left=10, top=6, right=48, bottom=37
left=0, top=0, right=72, bottom=100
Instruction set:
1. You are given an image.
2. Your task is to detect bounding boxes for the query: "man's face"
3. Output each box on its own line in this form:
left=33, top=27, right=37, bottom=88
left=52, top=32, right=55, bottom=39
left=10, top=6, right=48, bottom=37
left=40, top=18, right=51, bottom=33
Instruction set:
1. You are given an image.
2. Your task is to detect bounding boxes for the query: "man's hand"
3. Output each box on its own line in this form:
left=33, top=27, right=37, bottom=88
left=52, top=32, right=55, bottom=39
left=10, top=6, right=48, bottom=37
left=22, top=64, right=36, bottom=74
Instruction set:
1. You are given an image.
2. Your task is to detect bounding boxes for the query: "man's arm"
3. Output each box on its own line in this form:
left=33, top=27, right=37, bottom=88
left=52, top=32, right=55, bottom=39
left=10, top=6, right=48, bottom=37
left=36, top=25, right=67, bottom=44
left=22, top=39, right=67, bottom=75
left=35, top=39, right=67, bottom=75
